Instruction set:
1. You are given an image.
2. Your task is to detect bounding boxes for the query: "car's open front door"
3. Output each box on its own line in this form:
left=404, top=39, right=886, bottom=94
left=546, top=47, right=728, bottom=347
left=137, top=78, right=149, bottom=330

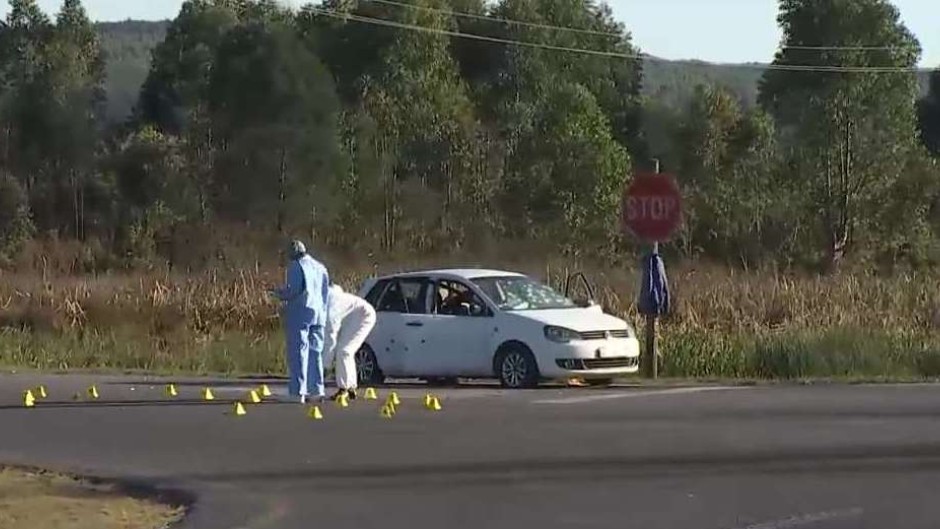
left=564, top=271, right=597, bottom=308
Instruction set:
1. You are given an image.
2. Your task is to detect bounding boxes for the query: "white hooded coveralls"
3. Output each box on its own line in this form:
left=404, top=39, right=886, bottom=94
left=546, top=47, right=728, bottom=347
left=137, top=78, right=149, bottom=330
left=324, top=285, right=377, bottom=390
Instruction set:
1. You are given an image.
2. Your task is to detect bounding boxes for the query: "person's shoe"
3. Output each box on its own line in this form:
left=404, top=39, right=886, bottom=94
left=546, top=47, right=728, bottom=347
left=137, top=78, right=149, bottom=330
left=348, top=389, right=358, bottom=401
left=329, top=389, right=348, bottom=402
left=299, top=395, right=307, bottom=404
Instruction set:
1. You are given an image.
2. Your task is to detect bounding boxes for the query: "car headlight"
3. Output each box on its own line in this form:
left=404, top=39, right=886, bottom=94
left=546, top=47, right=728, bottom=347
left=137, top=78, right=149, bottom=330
left=544, top=325, right=580, bottom=343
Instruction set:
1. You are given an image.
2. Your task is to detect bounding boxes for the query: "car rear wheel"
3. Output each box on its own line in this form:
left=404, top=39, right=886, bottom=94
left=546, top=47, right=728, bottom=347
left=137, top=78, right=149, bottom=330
left=495, top=344, right=540, bottom=389
left=355, top=345, right=385, bottom=385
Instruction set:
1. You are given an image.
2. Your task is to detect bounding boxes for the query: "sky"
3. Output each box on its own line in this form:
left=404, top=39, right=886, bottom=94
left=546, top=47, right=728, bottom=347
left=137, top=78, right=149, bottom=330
left=1, top=0, right=937, bottom=67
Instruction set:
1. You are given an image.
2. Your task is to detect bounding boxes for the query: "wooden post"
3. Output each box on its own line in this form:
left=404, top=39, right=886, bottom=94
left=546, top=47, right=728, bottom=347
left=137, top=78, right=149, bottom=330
left=647, top=159, right=661, bottom=380
left=646, top=241, right=659, bottom=380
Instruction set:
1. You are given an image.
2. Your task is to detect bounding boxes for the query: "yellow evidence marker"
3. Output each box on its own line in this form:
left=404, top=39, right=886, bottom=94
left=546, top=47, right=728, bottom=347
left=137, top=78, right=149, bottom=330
left=308, top=406, right=324, bottom=420
left=380, top=404, right=395, bottom=419
left=429, top=396, right=442, bottom=412
left=364, top=387, right=378, bottom=400
left=234, top=402, right=247, bottom=416
left=424, top=393, right=433, bottom=409
left=23, top=390, right=35, bottom=408
left=249, top=390, right=262, bottom=404
left=166, top=384, right=178, bottom=397
left=202, top=388, right=215, bottom=401
left=36, top=385, right=48, bottom=399
left=260, top=384, right=273, bottom=398
left=87, top=385, right=99, bottom=399
left=336, top=393, right=350, bottom=408
left=389, top=392, right=401, bottom=406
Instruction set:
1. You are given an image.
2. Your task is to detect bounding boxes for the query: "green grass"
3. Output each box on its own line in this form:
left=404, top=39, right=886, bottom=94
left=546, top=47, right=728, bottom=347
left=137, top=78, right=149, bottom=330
left=0, top=328, right=283, bottom=375
left=659, top=327, right=938, bottom=380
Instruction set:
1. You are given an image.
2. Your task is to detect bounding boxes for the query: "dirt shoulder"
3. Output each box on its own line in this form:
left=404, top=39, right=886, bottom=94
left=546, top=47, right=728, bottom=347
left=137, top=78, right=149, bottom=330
left=0, top=467, right=184, bottom=529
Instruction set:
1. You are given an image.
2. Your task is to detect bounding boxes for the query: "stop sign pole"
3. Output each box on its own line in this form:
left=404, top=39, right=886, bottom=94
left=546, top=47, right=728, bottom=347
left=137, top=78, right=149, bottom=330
left=622, top=161, right=681, bottom=379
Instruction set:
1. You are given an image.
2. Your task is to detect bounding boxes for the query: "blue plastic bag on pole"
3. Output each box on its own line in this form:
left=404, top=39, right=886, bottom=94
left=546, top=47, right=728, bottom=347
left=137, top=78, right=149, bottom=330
left=638, top=251, right=670, bottom=317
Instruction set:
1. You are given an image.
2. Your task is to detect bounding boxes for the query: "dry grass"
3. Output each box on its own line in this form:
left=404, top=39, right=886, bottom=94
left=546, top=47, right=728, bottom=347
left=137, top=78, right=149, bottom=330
left=0, top=467, right=183, bottom=529
left=2, top=260, right=940, bottom=379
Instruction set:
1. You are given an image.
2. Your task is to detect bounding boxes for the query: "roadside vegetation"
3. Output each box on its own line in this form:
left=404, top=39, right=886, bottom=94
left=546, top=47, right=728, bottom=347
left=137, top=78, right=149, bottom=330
left=1, top=0, right=940, bottom=381
left=0, top=467, right=183, bottom=529
left=3, top=251, right=940, bottom=380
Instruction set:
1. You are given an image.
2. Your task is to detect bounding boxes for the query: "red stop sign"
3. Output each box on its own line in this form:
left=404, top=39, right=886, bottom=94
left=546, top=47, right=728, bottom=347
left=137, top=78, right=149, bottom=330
left=622, top=171, right=682, bottom=242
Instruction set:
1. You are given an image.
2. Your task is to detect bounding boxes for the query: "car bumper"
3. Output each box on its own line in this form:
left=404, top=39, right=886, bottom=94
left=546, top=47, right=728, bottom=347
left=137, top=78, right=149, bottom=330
left=537, top=338, right=641, bottom=378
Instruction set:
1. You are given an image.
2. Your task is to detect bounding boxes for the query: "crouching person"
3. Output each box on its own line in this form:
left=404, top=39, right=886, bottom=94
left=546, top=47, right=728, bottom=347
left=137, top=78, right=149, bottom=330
left=326, top=284, right=377, bottom=401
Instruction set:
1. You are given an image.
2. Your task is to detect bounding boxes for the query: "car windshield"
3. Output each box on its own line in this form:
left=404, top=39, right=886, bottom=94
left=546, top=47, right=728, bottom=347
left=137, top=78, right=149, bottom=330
left=471, top=276, right=577, bottom=311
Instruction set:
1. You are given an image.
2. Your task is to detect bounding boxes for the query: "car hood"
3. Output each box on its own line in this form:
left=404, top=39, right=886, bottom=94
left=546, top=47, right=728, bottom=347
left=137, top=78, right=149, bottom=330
left=503, top=307, right=629, bottom=332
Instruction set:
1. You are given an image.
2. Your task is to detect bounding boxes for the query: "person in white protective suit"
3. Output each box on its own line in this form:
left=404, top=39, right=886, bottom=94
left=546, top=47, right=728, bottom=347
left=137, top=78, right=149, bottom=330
left=325, top=284, right=377, bottom=401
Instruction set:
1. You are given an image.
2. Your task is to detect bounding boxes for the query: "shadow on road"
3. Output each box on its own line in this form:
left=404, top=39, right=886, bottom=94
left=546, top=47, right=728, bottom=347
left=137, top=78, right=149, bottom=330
left=0, top=399, right=295, bottom=410
left=103, top=378, right=572, bottom=391
left=167, top=443, right=940, bottom=490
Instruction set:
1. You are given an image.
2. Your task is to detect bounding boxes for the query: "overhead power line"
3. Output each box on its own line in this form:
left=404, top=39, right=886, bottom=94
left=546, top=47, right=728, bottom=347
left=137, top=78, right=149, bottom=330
left=364, top=0, right=622, bottom=38
left=312, top=8, right=927, bottom=74
left=360, top=0, right=912, bottom=53
left=313, top=7, right=641, bottom=57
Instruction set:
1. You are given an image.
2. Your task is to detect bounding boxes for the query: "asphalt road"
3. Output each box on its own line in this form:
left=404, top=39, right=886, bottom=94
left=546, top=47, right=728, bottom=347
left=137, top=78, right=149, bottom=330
left=3, top=375, right=940, bottom=529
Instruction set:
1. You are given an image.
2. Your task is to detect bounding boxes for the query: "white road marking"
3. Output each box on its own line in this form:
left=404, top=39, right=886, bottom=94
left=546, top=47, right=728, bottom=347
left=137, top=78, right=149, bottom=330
left=533, top=386, right=746, bottom=405
left=729, top=508, right=863, bottom=529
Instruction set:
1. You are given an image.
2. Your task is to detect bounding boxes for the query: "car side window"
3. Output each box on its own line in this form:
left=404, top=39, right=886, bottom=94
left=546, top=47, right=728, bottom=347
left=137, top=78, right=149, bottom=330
left=364, top=280, right=389, bottom=308
left=436, top=280, right=489, bottom=317
left=377, top=279, right=431, bottom=314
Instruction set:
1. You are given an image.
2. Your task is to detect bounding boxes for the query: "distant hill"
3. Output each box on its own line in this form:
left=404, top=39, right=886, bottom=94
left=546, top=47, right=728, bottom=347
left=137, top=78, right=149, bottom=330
left=642, top=58, right=766, bottom=109
left=93, top=21, right=934, bottom=123
left=642, top=56, right=932, bottom=113
left=96, top=20, right=168, bottom=123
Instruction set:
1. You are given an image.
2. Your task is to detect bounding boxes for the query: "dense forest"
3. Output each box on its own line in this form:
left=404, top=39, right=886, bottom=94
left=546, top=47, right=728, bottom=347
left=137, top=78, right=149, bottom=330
left=91, top=21, right=774, bottom=123
left=1, top=0, right=939, bottom=273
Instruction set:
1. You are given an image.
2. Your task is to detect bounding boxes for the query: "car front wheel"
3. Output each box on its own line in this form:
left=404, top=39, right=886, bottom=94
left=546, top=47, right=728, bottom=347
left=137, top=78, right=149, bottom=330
left=495, top=344, right=540, bottom=389
left=355, top=345, right=385, bottom=385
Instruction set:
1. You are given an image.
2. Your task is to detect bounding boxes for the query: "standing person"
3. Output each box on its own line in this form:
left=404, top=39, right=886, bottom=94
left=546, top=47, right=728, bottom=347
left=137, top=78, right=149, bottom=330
left=324, top=284, right=377, bottom=401
left=271, top=240, right=330, bottom=403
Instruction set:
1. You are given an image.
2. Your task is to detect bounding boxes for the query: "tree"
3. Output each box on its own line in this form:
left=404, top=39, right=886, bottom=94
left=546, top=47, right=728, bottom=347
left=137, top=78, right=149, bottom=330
left=41, top=0, right=107, bottom=238
left=502, top=82, right=630, bottom=256
left=759, top=0, right=922, bottom=269
left=675, top=84, right=785, bottom=266
left=136, top=0, right=240, bottom=134
left=919, top=69, right=940, bottom=157
left=0, top=173, right=34, bottom=260
left=0, top=0, right=52, bottom=183
left=0, top=0, right=106, bottom=238
left=474, top=0, right=644, bottom=157
left=110, top=126, right=194, bottom=264
left=208, top=19, right=341, bottom=233
left=311, top=0, right=484, bottom=250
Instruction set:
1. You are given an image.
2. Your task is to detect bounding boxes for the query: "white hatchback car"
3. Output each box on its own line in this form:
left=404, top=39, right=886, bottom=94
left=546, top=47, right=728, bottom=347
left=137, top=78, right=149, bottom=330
left=354, top=269, right=640, bottom=388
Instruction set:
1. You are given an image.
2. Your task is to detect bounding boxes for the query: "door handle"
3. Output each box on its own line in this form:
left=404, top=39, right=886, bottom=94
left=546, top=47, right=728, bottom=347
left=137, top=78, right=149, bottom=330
left=406, top=322, right=424, bottom=327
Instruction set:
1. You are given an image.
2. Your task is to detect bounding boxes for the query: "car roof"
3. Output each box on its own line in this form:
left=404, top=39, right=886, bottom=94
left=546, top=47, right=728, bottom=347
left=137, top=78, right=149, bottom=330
left=372, top=268, right=525, bottom=282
